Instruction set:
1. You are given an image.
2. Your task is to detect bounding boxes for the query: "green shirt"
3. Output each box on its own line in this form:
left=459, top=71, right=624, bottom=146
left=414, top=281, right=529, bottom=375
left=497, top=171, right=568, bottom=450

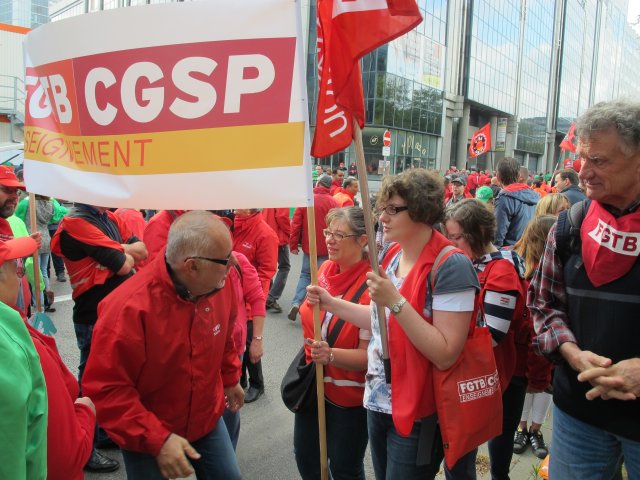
left=0, top=301, right=48, bottom=479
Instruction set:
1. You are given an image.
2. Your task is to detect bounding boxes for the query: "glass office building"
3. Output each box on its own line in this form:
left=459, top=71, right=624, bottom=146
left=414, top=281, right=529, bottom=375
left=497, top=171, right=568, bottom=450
left=0, top=0, right=48, bottom=28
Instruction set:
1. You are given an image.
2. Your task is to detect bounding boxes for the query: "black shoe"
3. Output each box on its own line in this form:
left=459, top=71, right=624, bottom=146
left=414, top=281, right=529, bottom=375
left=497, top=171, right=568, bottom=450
left=529, top=429, right=548, bottom=459
left=96, top=437, right=119, bottom=450
left=56, top=273, right=67, bottom=282
left=84, top=449, right=120, bottom=473
left=513, top=427, right=528, bottom=454
left=270, top=301, right=283, bottom=313
left=245, top=386, right=264, bottom=403
left=288, top=304, right=299, bottom=321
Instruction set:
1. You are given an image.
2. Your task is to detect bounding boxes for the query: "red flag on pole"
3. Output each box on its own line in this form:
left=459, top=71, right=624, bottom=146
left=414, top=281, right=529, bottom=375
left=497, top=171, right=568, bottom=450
left=311, top=0, right=422, bottom=158
left=468, top=123, right=491, bottom=158
left=559, top=122, right=577, bottom=153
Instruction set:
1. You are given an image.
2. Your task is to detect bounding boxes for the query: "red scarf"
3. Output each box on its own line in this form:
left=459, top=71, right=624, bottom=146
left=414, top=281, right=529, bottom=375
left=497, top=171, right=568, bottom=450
left=317, top=259, right=370, bottom=297
left=383, top=230, right=456, bottom=436
left=581, top=201, right=640, bottom=287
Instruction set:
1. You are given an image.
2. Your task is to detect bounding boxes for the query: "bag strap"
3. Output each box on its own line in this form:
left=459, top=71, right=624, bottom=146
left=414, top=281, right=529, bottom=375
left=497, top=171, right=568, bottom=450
left=556, top=199, right=590, bottom=265
left=428, top=245, right=457, bottom=292
left=326, top=280, right=368, bottom=347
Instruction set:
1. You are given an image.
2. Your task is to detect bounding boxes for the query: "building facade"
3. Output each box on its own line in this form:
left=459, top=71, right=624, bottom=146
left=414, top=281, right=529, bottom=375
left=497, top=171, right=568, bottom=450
left=0, top=0, right=48, bottom=28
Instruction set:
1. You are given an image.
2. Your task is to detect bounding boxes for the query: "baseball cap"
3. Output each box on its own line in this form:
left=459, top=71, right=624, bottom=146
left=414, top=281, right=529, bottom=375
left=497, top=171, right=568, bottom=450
left=0, top=166, right=25, bottom=190
left=451, top=175, right=466, bottom=186
left=0, top=236, right=38, bottom=266
left=475, top=186, right=494, bottom=203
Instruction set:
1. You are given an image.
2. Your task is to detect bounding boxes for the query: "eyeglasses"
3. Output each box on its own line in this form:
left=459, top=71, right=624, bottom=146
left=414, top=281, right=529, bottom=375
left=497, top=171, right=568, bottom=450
left=186, top=255, right=231, bottom=267
left=447, top=234, right=465, bottom=242
left=377, top=205, right=409, bottom=216
left=0, top=185, right=19, bottom=195
left=323, top=229, right=360, bottom=242
left=14, top=260, right=25, bottom=278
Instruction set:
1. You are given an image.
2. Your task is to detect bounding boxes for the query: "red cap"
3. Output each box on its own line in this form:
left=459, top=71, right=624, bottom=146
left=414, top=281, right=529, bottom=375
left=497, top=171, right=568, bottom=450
left=0, top=236, right=37, bottom=266
left=0, top=166, right=25, bottom=190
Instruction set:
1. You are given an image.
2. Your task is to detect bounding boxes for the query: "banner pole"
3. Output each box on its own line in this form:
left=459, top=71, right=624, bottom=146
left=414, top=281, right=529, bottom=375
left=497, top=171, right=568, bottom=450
left=307, top=205, right=329, bottom=480
left=353, top=120, right=391, bottom=383
left=28, top=192, right=43, bottom=313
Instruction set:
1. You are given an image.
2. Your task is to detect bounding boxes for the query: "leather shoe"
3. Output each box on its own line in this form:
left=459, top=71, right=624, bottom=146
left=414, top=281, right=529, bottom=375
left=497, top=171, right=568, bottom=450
left=84, top=449, right=119, bottom=473
left=245, top=386, right=264, bottom=403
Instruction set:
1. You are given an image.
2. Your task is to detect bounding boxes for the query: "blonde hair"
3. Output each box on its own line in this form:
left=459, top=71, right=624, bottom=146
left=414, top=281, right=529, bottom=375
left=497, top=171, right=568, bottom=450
left=513, top=215, right=557, bottom=279
left=535, top=193, right=570, bottom=217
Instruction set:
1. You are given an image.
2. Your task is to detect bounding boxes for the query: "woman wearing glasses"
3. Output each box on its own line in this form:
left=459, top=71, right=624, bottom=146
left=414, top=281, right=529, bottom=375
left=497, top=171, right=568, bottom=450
left=295, top=206, right=371, bottom=480
left=307, top=170, right=479, bottom=479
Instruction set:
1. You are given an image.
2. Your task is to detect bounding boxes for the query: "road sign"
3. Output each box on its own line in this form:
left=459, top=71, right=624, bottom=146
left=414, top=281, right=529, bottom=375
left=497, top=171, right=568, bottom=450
left=383, top=130, right=391, bottom=147
left=382, top=146, right=391, bottom=156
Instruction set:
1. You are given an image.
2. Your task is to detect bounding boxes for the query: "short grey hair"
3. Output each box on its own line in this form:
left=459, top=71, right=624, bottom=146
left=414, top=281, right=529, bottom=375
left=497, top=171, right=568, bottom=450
left=165, top=211, right=226, bottom=265
left=575, top=100, right=640, bottom=157
left=325, top=206, right=368, bottom=258
left=342, top=176, right=358, bottom=189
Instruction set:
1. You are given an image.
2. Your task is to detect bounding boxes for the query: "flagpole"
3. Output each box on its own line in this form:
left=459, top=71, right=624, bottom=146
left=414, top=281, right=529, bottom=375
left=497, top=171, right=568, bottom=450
left=28, top=192, right=43, bottom=313
left=353, top=119, right=392, bottom=383
left=307, top=206, right=329, bottom=480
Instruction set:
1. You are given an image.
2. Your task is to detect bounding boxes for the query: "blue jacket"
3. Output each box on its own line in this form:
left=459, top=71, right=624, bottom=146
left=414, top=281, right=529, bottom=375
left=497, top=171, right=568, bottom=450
left=560, top=185, right=586, bottom=206
left=494, top=184, right=539, bottom=247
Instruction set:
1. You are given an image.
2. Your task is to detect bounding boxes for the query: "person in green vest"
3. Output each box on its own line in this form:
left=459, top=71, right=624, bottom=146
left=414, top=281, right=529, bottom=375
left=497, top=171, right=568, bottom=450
left=0, top=236, right=48, bottom=479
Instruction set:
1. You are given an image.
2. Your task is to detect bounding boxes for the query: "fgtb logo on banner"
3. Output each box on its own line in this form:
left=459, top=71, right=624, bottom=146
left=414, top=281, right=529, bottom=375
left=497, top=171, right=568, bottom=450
left=457, top=371, right=499, bottom=403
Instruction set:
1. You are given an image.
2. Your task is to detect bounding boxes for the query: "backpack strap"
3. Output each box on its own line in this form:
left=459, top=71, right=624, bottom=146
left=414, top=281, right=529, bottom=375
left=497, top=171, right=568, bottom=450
left=556, top=199, right=591, bottom=265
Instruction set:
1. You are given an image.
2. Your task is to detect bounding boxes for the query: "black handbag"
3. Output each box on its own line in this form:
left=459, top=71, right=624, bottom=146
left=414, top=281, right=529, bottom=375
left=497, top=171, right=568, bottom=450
left=280, top=282, right=368, bottom=414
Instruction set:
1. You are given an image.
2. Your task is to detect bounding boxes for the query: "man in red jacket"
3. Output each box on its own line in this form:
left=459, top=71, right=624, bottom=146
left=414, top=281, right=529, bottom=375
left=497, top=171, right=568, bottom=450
left=288, top=174, right=339, bottom=321
left=83, top=211, right=243, bottom=480
left=333, top=176, right=359, bottom=207
left=262, top=207, right=291, bottom=313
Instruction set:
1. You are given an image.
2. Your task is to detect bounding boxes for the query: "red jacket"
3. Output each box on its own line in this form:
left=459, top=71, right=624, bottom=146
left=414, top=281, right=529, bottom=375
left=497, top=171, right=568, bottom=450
left=233, top=212, right=278, bottom=299
left=114, top=208, right=146, bottom=241
left=25, top=320, right=94, bottom=480
left=50, top=212, right=131, bottom=299
left=333, top=189, right=355, bottom=207
left=477, top=259, right=524, bottom=390
left=82, top=252, right=241, bottom=456
left=513, top=279, right=553, bottom=391
left=261, top=208, right=291, bottom=246
left=300, top=260, right=370, bottom=407
left=290, top=186, right=339, bottom=256
left=141, top=210, right=187, bottom=266
left=330, top=179, right=342, bottom=195
left=228, top=251, right=266, bottom=354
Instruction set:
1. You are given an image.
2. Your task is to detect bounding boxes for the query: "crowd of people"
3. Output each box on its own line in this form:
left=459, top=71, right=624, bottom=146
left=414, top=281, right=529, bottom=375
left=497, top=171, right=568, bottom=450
left=0, top=99, right=638, bottom=480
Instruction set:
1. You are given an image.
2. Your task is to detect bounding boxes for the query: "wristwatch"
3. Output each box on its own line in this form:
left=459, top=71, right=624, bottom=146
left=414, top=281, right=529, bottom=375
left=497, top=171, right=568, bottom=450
left=389, top=297, right=407, bottom=314
left=252, top=336, right=263, bottom=341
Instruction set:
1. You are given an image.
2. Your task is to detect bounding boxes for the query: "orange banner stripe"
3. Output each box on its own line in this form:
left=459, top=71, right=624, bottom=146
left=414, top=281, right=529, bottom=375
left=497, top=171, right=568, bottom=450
left=24, top=122, right=305, bottom=175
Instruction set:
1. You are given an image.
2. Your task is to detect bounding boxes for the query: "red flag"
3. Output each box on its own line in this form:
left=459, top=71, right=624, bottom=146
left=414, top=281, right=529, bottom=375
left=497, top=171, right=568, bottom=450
left=468, top=123, right=491, bottom=158
left=311, top=0, right=422, bottom=158
left=560, top=122, right=577, bottom=152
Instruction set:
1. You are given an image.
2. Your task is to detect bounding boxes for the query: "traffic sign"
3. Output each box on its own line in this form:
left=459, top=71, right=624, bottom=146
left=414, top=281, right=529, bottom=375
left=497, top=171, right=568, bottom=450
left=383, top=130, right=391, bottom=147
left=382, top=146, right=390, bottom=156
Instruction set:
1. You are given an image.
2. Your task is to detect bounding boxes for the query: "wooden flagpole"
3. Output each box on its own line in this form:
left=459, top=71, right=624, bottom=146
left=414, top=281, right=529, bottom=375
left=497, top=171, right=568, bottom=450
left=28, top=192, right=43, bottom=313
left=307, top=206, right=329, bottom=480
left=353, top=120, right=391, bottom=383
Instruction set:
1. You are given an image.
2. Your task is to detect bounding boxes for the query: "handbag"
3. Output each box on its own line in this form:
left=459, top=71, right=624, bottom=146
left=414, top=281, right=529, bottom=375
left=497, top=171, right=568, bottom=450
left=429, top=246, right=503, bottom=468
left=281, top=282, right=368, bottom=414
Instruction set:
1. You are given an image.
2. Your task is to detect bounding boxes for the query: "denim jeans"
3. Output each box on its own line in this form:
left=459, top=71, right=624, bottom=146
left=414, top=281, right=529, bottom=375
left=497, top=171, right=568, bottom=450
left=38, top=252, right=50, bottom=290
left=445, top=377, right=528, bottom=480
left=294, top=401, right=368, bottom=480
left=367, top=410, right=443, bottom=480
left=292, top=254, right=328, bottom=307
left=268, top=244, right=291, bottom=302
left=551, top=405, right=640, bottom=480
left=222, top=409, right=240, bottom=451
left=122, top=419, right=241, bottom=480
left=48, top=225, right=65, bottom=276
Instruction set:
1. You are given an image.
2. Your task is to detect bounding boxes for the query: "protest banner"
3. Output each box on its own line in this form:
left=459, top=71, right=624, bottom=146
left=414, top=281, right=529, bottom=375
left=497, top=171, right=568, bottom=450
left=23, top=0, right=312, bottom=210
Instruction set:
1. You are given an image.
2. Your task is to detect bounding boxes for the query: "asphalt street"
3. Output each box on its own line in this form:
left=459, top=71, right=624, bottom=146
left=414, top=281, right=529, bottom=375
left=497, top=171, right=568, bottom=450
left=48, top=250, right=546, bottom=479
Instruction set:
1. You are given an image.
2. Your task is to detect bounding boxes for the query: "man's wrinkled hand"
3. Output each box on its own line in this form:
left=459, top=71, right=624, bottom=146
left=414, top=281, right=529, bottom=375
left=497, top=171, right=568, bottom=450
left=156, top=433, right=201, bottom=479
left=225, top=383, right=245, bottom=412
left=578, top=358, right=640, bottom=401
